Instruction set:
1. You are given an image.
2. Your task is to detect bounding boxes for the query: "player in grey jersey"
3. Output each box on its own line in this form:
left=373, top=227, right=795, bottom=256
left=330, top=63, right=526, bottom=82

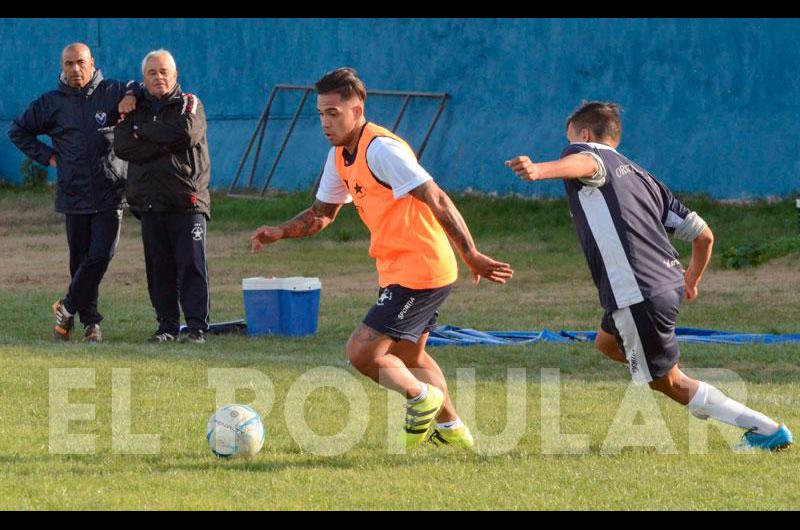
left=506, top=101, right=791, bottom=451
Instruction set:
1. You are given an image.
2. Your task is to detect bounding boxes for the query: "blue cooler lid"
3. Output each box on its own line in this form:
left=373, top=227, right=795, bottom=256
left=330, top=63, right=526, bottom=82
left=242, top=277, right=321, bottom=291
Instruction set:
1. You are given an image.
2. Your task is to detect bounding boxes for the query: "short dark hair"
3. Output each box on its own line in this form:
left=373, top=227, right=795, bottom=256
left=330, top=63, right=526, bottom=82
left=566, top=101, right=622, bottom=142
left=315, top=67, right=367, bottom=102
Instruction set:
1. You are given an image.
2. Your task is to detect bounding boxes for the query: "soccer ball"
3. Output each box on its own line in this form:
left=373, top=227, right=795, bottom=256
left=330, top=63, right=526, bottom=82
left=206, top=404, right=265, bottom=459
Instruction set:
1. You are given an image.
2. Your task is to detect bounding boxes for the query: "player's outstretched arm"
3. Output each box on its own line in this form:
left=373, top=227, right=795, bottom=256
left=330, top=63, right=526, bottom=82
left=505, top=154, right=598, bottom=182
left=250, top=199, right=342, bottom=253
left=409, top=181, right=513, bottom=285
left=684, top=225, right=714, bottom=302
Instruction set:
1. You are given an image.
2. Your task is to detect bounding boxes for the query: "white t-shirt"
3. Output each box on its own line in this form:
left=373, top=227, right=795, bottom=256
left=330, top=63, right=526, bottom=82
left=315, top=137, right=433, bottom=204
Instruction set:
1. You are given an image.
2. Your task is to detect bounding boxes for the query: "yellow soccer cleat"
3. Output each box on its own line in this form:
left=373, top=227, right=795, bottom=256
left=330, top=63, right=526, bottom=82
left=403, top=384, right=445, bottom=448
left=428, top=424, right=475, bottom=449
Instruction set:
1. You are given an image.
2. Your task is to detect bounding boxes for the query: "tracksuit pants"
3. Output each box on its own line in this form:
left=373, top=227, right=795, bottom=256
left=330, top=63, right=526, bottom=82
left=140, top=212, right=210, bottom=335
left=62, top=209, right=122, bottom=327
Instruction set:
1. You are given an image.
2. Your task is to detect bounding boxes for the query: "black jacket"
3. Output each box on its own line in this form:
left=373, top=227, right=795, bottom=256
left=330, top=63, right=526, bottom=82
left=114, top=85, right=211, bottom=218
left=8, top=70, right=133, bottom=214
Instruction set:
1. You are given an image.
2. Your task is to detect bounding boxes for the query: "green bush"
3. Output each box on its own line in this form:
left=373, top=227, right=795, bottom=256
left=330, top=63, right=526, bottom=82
left=332, top=229, right=354, bottom=242
left=20, top=159, right=49, bottom=189
left=720, top=235, right=800, bottom=269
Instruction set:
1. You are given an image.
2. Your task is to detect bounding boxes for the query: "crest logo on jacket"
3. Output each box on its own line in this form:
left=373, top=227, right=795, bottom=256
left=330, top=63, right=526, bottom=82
left=95, top=111, right=107, bottom=126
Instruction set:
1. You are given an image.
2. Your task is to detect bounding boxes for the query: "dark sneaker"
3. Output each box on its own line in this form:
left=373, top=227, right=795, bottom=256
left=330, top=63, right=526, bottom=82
left=52, top=300, right=74, bottom=341
left=147, top=331, right=177, bottom=343
left=83, top=324, right=102, bottom=343
left=180, top=329, right=206, bottom=344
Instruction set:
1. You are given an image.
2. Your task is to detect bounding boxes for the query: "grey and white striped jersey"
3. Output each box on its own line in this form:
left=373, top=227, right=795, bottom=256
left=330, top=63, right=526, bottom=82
left=561, top=142, right=706, bottom=311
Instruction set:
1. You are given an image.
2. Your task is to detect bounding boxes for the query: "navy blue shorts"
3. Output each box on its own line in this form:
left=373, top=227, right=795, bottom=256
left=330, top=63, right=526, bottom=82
left=363, top=284, right=452, bottom=343
left=601, top=287, right=683, bottom=384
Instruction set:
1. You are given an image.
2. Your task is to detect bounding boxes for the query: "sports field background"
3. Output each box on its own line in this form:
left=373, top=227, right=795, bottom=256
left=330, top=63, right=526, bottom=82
left=0, top=189, right=798, bottom=509
left=2, top=19, right=800, bottom=198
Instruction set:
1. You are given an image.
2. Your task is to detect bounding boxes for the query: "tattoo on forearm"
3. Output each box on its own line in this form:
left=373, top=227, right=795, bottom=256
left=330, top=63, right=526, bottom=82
left=280, top=209, right=323, bottom=238
left=435, top=196, right=476, bottom=256
left=411, top=183, right=476, bottom=256
left=279, top=201, right=338, bottom=239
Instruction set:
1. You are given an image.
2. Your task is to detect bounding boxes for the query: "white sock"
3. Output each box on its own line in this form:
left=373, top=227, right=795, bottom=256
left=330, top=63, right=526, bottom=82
left=437, top=418, right=464, bottom=430
left=61, top=305, right=73, bottom=317
left=407, top=383, right=428, bottom=404
left=687, top=381, right=780, bottom=436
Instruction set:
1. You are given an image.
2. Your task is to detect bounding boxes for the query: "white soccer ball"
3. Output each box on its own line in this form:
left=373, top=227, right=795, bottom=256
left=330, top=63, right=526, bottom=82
left=206, top=404, right=265, bottom=459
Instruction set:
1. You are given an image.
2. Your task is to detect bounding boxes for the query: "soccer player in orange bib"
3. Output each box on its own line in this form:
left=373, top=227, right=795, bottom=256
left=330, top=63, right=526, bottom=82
left=251, top=68, right=513, bottom=449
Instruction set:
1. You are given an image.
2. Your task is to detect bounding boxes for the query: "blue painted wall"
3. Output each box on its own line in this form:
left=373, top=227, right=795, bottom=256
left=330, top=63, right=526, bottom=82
left=1, top=18, right=798, bottom=198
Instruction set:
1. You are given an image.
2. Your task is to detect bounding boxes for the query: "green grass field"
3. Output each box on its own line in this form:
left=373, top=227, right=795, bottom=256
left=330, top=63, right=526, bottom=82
left=1, top=188, right=798, bottom=510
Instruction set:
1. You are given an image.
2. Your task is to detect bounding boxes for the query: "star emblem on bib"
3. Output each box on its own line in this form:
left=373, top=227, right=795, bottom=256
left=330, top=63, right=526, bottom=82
left=353, top=182, right=365, bottom=198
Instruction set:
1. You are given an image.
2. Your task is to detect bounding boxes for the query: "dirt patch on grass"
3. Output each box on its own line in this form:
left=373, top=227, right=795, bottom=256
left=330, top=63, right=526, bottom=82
left=0, top=226, right=377, bottom=295
left=0, top=194, right=60, bottom=235
left=1, top=214, right=798, bottom=332
left=704, top=256, right=800, bottom=293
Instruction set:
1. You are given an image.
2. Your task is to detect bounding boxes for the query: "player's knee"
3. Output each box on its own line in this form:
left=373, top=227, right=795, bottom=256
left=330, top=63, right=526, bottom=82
left=596, top=334, right=625, bottom=363
left=594, top=334, right=607, bottom=354
left=345, top=337, right=360, bottom=365
left=649, top=372, right=682, bottom=396
left=346, top=336, right=371, bottom=371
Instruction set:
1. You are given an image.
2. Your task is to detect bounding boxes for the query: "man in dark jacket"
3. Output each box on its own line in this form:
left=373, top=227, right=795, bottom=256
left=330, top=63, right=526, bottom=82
left=114, top=49, right=211, bottom=344
left=8, top=42, right=137, bottom=343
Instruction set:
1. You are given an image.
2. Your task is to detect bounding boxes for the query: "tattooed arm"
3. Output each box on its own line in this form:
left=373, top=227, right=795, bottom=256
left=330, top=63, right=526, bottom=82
left=251, top=199, right=343, bottom=253
left=409, top=181, right=513, bottom=285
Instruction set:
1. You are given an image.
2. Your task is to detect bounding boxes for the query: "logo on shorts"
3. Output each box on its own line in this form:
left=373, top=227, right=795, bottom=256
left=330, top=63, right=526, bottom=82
left=191, top=223, right=204, bottom=241
left=397, top=297, right=416, bottom=320
left=377, top=290, right=393, bottom=306
left=95, top=111, right=107, bottom=126
left=629, top=348, right=640, bottom=375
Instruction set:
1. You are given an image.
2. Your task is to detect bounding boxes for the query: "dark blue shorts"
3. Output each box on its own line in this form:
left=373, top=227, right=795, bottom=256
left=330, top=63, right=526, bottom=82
left=363, top=284, right=452, bottom=343
left=601, top=287, right=683, bottom=384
